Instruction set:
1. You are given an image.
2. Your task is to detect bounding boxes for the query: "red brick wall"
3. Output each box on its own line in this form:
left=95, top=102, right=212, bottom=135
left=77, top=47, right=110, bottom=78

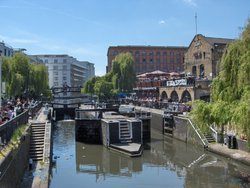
left=107, top=46, right=187, bottom=75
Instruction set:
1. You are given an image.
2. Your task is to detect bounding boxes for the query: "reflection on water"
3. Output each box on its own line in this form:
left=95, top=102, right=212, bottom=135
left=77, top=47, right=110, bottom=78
left=50, top=120, right=250, bottom=188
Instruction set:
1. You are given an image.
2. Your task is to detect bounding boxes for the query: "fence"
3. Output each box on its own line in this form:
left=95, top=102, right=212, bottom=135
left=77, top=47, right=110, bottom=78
left=0, top=110, right=29, bottom=150
left=0, top=102, right=43, bottom=150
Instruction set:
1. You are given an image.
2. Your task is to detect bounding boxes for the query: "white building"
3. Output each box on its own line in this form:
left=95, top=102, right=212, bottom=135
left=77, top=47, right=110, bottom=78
left=80, top=61, right=95, bottom=83
left=0, top=41, right=14, bottom=57
left=31, top=54, right=95, bottom=96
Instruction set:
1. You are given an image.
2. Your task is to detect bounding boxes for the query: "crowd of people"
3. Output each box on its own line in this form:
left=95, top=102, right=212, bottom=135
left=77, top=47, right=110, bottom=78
left=0, top=98, right=38, bottom=125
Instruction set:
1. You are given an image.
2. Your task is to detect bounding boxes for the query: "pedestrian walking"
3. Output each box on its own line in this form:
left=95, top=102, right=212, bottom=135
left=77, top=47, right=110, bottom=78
left=224, top=137, right=227, bottom=146
left=29, top=158, right=33, bottom=171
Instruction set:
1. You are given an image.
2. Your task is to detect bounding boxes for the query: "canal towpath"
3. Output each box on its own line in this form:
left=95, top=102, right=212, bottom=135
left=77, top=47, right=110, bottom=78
left=20, top=107, right=51, bottom=188
left=135, top=106, right=250, bottom=166
left=207, top=143, right=250, bottom=166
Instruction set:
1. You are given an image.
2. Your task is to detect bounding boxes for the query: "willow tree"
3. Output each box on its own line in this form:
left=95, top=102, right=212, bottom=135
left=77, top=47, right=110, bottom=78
left=2, top=53, right=30, bottom=97
left=2, top=53, right=50, bottom=99
left=190, top=19, right=250, bottom=143
left=111, top=52, right=136, bottom=92
left=29, top=64, right=51, bottom=99
left=82, top=52, right=136, bottom=100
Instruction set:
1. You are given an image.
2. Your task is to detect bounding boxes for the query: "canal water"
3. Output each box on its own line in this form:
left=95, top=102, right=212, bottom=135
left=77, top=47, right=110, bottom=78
left=49, top=120, right=250, bottom=188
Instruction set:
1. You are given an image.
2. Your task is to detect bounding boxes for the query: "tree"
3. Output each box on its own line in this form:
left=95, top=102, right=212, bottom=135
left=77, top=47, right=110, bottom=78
left=111, top=52, right=136, bottom=92
left=29, top=64, right=51, bottom=99
left=82, top=52, right=136, bottom=100
left=2, top=53, right=50, bottom=99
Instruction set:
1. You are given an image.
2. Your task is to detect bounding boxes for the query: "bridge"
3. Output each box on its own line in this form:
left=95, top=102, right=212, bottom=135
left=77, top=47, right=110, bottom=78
left=49, top=86, right=93, bottom=121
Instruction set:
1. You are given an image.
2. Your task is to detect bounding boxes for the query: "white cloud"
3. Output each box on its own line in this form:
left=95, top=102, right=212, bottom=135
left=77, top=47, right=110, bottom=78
left=158, top=20, right=166, bottom=25
left=183, top=0, right=197, bottom=7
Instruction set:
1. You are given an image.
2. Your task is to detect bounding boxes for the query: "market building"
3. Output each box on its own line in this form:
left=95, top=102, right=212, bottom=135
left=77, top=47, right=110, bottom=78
left=133, top=34, right=234, bottom=105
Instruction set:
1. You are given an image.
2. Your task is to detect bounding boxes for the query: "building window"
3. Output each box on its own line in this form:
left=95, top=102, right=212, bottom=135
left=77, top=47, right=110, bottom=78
left=54, top=82, right=58, bottom=86
left=63, top=76, right=67, bottom=81
left=143, top=58, right=146, bottom=63
left=113, top=50, right=118, bottom=56
left=135, top=58, right=140, bottom=64
left=203, top=52, right=206, bottom=59
left=54, top=71, right=58, bottom=75
left=150, top=58, right=153, bottom=63
left=63, top=59, right=67, bottom=63
left=156, top=51, right=161, bottom=56
left=54, top=59, right=58, bottom=63
left=176, top=58, right=181, bottom=64
left=44, top=59, right=48, bottom=63
left=135, top=51, right=140, bottom=57
left=63, top=65, right=67, bottom=70
left=170, top=51, right=174, bottom=56
left=163, top=51, right=167, bottom=56
left=163, top=58, right=167, bottom=64
left=53, top=65, right=58, bottom=70
left=156, top=58, right=160, bottom=63
left=54, top=77, right=58, bottom=81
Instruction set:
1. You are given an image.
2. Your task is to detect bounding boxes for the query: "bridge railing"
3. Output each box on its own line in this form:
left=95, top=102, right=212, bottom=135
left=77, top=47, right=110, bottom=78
left=0, top=110, right=29, bottom=150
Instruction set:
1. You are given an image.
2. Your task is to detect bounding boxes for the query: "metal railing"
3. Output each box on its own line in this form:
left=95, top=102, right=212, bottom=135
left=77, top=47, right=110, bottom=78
left=177, top=116, right=209, bottom=148
left=0, top=102, right=43, bottom=150
left=209, top=123, right=218, bottom=143
left=0, top=110, right=29, bottom=150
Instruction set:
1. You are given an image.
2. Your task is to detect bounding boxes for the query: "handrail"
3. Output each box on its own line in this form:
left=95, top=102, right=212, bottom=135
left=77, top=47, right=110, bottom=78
left=209, top=123, right=218, bottom=142
left=177, top=116, right=209, bottom=148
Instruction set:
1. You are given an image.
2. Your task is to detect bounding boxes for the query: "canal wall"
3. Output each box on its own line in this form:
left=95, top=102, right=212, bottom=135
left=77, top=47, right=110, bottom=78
left=173, top=116, right=204, bottom=147
left=137, top=107, right=205, bottom=147
left=0, top=127, right=31, bottom=188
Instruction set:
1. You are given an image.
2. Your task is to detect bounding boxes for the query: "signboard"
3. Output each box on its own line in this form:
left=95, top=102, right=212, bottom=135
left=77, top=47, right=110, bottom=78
left=166, top=79, right=187, bottom=87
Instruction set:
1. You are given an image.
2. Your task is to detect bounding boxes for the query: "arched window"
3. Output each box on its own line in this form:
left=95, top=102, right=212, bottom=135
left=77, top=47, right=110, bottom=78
left=181, top=90, right=192, bottom=103
left=170, top=91, right=179, bottom=102
left=161, top=91, right=168, bottom=101
left=200, top=64, right=205, bottom=78
left=192, top=66, right=197, bottom=77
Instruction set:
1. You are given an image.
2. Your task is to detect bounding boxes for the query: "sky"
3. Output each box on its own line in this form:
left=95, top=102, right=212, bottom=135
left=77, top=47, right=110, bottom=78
left=0, top=0, right=249, bottom=76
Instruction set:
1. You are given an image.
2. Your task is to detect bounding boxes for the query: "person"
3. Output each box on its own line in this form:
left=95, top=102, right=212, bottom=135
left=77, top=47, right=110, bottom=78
left=29, top=158, right=33, bottom=171
left=224, top=137, right=227, bottom=146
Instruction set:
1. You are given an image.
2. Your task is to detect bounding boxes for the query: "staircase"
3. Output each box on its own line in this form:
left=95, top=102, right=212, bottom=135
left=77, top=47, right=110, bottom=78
left=119, top=121, right=132, bottom=143
left=29, top=123, right=45, bottom=161
left=204, top=133, right=216, bottom=143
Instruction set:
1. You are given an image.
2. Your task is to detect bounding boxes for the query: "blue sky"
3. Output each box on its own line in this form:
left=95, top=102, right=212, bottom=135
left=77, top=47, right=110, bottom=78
left=0, top=0, right=249, bottom=76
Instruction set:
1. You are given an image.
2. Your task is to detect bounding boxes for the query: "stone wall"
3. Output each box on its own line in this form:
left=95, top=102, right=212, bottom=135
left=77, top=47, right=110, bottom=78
left=151, top=112, right=163, bottom=133
left=173, top=116, right=204, bottom=147
left=0, top=127, right=31, bottom=188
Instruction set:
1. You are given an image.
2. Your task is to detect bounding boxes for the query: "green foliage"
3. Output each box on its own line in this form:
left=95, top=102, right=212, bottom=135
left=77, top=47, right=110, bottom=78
left=82, top=52, right=136, bottom=100
left=189, top=100, right=212, bottom=133
left=2, top=53, right=50, bottom=99
left=190, top=19, right=250, bottom=143
left=11, top=124, right=27, bottom=143
left=111, top=52, right=136, bottom=92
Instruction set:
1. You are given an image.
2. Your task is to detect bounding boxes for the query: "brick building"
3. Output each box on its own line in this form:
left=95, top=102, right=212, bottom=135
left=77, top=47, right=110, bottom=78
left=107, top=46, right=187, bottom=75
left=184, top=34, right=234, bottom=80
left=133, top=34, right=234, bottom=104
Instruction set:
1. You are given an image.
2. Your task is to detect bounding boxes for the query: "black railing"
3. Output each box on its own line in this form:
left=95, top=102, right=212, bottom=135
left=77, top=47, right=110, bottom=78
left=0, top=110, right=29, bottom=150
left=0, top=102, right=43, bottom=150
